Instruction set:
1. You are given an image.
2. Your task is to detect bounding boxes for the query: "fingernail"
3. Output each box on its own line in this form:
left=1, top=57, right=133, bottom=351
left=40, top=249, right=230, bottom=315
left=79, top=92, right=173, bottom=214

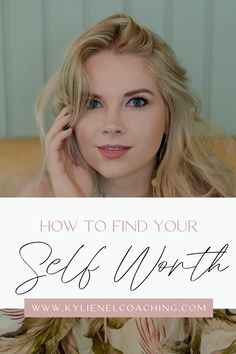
left=63, top=124, right=71, bottom=130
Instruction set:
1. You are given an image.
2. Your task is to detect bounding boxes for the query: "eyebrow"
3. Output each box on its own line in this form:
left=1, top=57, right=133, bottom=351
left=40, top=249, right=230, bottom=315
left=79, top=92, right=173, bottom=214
left=124, top=89, right=154, bottom=97
left=90, top=88, right=154, bottom=99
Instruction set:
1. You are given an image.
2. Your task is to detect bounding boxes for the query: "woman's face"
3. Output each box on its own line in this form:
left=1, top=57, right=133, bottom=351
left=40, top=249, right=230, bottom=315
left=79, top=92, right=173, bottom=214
left=75, top=50, right=167, bottom=180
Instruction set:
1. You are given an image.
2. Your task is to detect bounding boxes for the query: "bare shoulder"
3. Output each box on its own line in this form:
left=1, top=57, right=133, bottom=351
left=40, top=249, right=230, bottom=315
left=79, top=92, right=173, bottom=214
left=18, top=175, right=53, bottom=197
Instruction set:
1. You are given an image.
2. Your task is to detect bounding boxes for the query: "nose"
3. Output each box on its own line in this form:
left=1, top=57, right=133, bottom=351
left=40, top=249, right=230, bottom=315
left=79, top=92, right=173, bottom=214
left=101, top=109, right=126, bottom=135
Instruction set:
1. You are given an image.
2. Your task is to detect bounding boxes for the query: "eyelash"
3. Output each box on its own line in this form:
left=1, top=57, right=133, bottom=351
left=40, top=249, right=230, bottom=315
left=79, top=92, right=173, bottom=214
left=87, top=99, right=102, bottom=110
left=127, top=96, right=149, bottom=108
left=87, top=96, right=149, bottom=110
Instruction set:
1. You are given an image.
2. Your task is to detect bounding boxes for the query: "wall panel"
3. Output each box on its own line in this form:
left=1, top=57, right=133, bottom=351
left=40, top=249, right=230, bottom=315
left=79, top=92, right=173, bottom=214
left=43, top=0, right=84, bottom=78
left=86, top=0, right=124, bottom=26
left=211, top=0, right=236, bottom=134
left=3, top=0, right=44, bottom=137
left=171, top=0, right=207, bottom=115
left=127, top=0, right=165, bottom=36
left=0, top=0, right=235, bottom=137
left=0, top=0, right=7, bottom=137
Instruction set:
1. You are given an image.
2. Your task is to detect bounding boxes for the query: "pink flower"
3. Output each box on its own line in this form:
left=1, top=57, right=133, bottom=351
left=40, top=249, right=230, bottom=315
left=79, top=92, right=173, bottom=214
left=136, top=318, right=166, bottom=354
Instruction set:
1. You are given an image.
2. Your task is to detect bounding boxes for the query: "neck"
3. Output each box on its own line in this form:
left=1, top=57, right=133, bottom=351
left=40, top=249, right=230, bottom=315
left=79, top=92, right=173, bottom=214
left=99, top=161, right=156, bottom=197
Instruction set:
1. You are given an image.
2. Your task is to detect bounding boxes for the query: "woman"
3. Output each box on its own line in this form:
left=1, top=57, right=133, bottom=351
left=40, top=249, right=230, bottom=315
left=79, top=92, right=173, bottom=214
left=1, top=13, right=236, bottom=354
left=19, top=14, right=234, bottom=198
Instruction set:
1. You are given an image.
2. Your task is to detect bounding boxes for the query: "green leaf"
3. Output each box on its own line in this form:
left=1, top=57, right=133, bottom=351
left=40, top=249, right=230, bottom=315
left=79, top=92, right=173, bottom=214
left=84, top=318, right=104, bottom=338
left=191, top=331, right=201, bottom=353
left=91, top=333, right=105, bottom=354
left=222, top=339, right=236, bottom=354
left=0, top=318, right=79, bottom=354
left=107, top=318, right=130, bottom=329
left=104, top=339, right=123, bottom=353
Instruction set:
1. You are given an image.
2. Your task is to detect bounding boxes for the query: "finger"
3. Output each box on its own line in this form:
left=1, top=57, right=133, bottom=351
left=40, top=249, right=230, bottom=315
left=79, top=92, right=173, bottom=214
left=46, top=107, right=70, bottom=140
left=46, top=114, right=71, bottom=145
left=46, top=127, right=72, bottom=160
left=56, top=106, right=70, bottom=119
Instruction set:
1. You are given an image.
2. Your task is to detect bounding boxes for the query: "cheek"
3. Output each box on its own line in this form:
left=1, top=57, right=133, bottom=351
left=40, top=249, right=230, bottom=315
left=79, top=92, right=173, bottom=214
left=148, top=108, right=167, bottom=147
left=136, top=116, right=165, bottom=150
left=74, top=129, right=92, bottom=161
left=74, top=120, right=94, bottom=147
left=74, top=127, right=86, bottom=150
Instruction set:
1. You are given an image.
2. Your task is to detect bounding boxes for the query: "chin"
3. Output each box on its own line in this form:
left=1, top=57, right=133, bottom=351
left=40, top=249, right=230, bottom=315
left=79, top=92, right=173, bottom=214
left=96, top=170, right=127, bottom=179
left=93, top=164, right=133, bottom=179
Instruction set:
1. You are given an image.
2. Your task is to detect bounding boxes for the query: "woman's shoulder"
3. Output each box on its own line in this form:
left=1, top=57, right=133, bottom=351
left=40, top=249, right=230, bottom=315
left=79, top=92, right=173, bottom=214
left=18, top=175, right=53, bottom=197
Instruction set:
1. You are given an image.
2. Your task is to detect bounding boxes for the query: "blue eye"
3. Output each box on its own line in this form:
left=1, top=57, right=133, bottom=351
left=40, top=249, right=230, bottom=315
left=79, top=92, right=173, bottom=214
left=127, top=97, right=148, bottom=108
left=87, top=99, right=102, bottom=110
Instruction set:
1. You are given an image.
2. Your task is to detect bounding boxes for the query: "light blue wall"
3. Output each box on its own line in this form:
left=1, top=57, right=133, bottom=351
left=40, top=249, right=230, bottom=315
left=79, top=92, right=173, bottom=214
left=0, top=0, right=235, bottom=138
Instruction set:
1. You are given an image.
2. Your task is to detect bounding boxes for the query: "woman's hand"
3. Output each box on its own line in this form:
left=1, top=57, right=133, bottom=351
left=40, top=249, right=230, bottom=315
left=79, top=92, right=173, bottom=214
left=45, top=107, right=95, bottom=197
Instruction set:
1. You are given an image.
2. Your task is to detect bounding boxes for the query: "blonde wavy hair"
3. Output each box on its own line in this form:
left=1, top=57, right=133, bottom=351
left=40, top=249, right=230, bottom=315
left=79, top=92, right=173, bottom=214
left=35, top=13, right=236, bottom=196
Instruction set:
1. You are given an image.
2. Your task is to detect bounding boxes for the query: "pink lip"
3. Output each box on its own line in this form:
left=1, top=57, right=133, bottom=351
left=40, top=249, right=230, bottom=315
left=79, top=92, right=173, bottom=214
left=97, top=145, right=132, bottom=159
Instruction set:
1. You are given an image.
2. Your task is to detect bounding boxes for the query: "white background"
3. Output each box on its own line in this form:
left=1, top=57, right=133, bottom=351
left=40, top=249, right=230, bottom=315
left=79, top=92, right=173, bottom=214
left=0, top=198, right=235, bottom=308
